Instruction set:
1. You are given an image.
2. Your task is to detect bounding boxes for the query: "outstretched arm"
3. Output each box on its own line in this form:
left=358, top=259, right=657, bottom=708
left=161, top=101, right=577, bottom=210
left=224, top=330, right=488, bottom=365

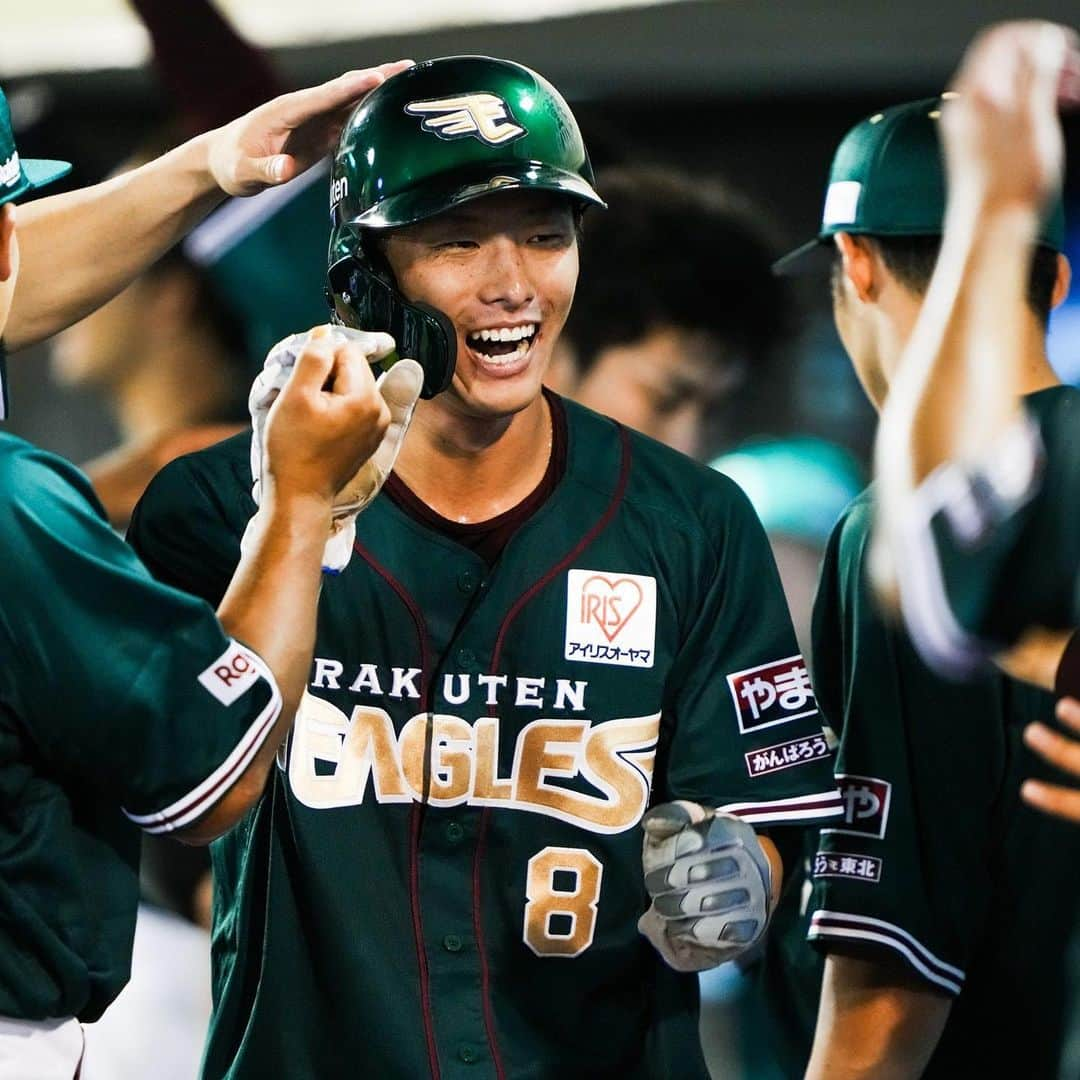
left=6, top=62, right=410, bottom=351
left=873, top=21, right=1079, bottom=603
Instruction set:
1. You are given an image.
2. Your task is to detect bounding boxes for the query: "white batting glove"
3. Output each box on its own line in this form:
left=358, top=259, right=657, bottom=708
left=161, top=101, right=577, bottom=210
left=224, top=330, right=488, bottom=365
left=247, top=326, right=423, bottom=572
left=638, top=800, right=773, bottom=972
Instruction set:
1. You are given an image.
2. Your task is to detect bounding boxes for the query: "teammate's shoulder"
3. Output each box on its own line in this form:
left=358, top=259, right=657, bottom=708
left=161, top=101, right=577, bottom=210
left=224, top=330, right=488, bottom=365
left=0, top=432, right=98, bottom=509
left=832, top=485, right=874, bottom=542
left=1024, top=383, right=1080, bottom=441
left=142, top=431, right=252, bottom=503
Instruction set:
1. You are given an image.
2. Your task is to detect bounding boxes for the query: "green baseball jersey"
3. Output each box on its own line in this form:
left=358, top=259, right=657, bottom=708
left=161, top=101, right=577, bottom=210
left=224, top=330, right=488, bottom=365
left=0, top=433, right=281, bottom=1024
left=898, top=385, right=1080, bottom=676
left=128, top=397, right=841, bottom=1080
left=762, top=483, right=1080, bottom=1077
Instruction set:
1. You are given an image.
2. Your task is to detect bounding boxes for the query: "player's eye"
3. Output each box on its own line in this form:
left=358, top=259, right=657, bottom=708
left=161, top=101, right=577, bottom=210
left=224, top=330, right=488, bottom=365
left=526, top=233, right=570, bottom=253
left=435, top=238, right=480, bottom=250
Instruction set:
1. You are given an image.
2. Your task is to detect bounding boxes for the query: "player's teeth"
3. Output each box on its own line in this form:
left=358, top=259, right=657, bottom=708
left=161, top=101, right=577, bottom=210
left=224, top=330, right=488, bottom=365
left=467, top=324, right=537, bottom=344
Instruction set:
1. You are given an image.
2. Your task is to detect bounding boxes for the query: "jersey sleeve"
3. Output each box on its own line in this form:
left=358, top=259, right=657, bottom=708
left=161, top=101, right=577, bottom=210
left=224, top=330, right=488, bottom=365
left=0, top=445, right=280, bottom=834
left=806, top=501, right=1011, bottom=996
left=897, top=397, right=1080, bottom=677
left=658, top=478, right=842, bottom=827
left=127, top=447, right=250, bottom=608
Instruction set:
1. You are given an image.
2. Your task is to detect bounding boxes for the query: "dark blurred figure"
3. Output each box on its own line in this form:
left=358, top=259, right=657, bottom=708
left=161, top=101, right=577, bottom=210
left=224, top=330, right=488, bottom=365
left=546, top=166, right=795, bottom=459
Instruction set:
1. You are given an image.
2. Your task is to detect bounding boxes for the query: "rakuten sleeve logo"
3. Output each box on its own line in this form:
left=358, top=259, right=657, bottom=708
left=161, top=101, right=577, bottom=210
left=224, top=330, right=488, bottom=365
left=198, top=641, right=262, bottom=706
left=726, top=655, right=817, bottom=733
left=564, top=569, right=657, bottom=668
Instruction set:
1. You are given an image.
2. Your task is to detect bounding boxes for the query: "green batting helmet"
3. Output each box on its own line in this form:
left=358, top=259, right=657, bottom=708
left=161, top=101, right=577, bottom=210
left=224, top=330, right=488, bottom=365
left=326, top=55, right=605, bottom=397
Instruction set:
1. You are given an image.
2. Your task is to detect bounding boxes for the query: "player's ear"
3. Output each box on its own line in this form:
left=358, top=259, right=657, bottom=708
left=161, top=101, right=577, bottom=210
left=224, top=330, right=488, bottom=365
left=1051, top=253, right=1072, bottom=310
left=0, top=204, right=16, bottom=284
left=834, top=232, right=876, bottom=304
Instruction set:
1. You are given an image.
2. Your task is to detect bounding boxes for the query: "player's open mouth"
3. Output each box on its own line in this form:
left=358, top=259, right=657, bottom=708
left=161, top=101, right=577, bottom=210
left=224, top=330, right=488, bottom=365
left=464, top=323, right=538, bottom=372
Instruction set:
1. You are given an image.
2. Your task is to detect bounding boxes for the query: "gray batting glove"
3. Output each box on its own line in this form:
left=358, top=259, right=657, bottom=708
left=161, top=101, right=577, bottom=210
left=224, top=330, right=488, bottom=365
left=246, top=326, right=423, bottom=573
left=638, top=800, right=773, bottom=972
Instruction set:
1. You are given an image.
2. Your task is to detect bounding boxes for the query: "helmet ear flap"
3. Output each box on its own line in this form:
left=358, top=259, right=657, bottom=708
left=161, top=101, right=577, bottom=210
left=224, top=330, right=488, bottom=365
left=326, top=246, right=456, bottom=399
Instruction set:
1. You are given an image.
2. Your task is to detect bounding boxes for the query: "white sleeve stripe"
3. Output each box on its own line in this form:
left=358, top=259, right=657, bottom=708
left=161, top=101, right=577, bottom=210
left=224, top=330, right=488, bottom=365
left=123, top=645, right=282, bottom=834
left=716, top=791, right=843, bottom=817
left=897, top=470, right=991, bottom=677
left=732, top=805, right=843, bottom=824
left=715, top=790, right=843, bottom=825
left=810, top=909, right=965, bottom=981
left=808, top=925, right=963, bottom=996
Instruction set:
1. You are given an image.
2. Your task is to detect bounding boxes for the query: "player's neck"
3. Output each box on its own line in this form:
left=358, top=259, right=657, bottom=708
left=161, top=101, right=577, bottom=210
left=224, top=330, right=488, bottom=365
left=394, top=393, right=553, bottom=523
left=877, top=311, right=1059, bottom=407
left=1014, top=319, right=1060, bottom=395
left=114, top=329, right=237, bottom=441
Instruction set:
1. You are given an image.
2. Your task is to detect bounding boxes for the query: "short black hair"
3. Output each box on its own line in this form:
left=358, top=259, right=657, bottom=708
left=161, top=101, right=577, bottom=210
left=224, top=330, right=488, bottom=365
left=833, top=234, right=1061, bottom=324
left=565, top=167, right=793, bottom=376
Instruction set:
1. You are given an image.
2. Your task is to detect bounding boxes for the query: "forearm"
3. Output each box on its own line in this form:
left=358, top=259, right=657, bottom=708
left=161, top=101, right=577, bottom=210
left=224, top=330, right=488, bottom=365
left=878, top=201, right=1036, bottom=505
left=805, top=953, right=951, bottom=1079
left=179, top=494, right=330, bottom=842
left=7, top=132, right=224, bottom=350
left=873, top=201, right=1037, bottom=606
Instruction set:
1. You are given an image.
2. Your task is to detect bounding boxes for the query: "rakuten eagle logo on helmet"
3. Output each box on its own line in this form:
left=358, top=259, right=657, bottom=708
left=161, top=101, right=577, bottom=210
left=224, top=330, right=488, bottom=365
left=404, top=93, right=526, bottom=146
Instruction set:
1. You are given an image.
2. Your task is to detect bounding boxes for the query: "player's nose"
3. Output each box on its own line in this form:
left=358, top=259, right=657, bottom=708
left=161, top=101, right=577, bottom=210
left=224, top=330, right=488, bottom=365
left=476, top=236, right=535, bottom=309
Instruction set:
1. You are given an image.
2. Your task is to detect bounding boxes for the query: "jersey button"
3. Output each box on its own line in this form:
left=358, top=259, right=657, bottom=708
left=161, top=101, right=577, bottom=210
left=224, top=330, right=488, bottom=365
left=457, top=569, right=478, bottom=594
left=458, top=1045, right=478, bottom=1064
left=456, top=647, right=477, bottom=670
left=443, top=934, right=463, bottom=953
left=445, top=822, right=464, bottom=843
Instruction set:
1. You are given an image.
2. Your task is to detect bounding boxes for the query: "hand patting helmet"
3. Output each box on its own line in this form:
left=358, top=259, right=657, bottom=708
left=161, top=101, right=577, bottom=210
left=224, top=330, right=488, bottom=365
left=326, top=55, right=605, bottom=398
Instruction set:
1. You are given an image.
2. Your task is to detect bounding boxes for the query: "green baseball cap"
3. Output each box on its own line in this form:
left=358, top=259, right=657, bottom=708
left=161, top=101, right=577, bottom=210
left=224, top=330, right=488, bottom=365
left=0, top=85, right=71, bottom=420
left=0, top=87, right=71, bottom=208
left=773, top=96, right=1066, bottom=274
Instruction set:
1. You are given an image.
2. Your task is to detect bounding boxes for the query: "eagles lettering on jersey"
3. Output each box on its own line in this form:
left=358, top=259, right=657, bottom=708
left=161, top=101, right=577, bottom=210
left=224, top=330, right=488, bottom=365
left=290, top=693, right=658, bottom=833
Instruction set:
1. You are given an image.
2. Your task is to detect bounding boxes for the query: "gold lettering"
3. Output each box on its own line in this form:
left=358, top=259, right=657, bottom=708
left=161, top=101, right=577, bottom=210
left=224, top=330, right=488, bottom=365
left=399, top=713, right=473, bottom=806
left=512, top=715, right=658, bottom=832
left=473, top=716, right=513, bottom=802
left=580, top=713, right=659, bottom=830
left=289, top=695, right=408, bottom=808
left=514, top=720, right=589, bottom=818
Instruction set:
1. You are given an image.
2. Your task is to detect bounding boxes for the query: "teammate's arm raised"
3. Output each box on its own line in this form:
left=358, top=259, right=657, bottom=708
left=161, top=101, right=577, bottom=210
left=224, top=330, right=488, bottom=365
left=806, top=953, right=950, bottom=1080
left=5, top=62, right=410, bottom=351
left=177, top=331, right=390, bottom=842
left=872, top=21, right=1078, bottom=605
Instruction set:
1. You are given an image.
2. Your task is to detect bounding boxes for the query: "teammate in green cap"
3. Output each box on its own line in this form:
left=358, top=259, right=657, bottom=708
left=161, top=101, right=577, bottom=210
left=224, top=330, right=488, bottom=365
left=764, top=67, right=1080, bottom=1077
left=128, top=56, right=842, bottom=1079
left=0, top=71, right=406, bottom=1076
